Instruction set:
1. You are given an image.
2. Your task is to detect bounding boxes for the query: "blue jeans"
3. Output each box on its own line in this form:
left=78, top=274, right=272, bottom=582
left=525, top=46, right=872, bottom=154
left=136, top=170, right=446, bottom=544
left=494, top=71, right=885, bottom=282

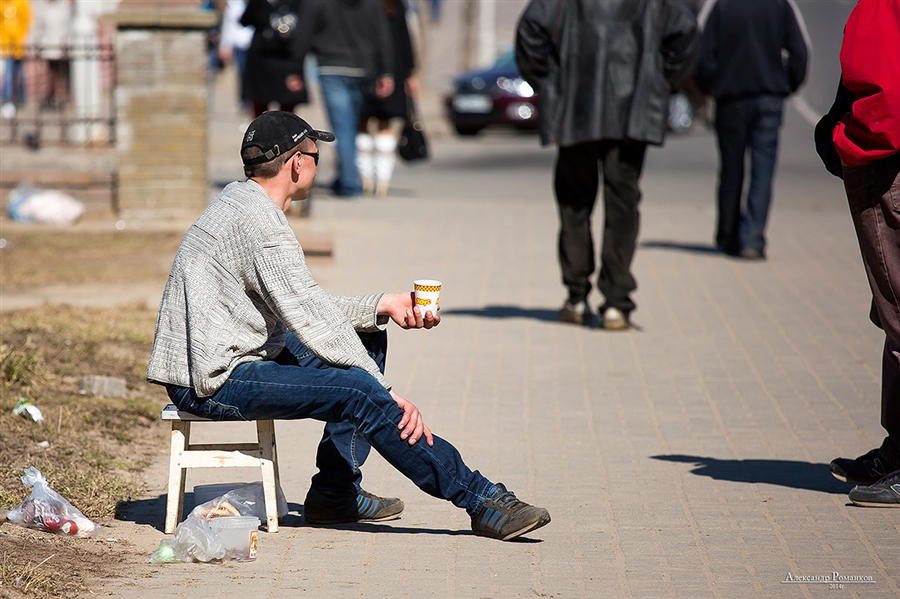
left=714, top=95, right=784, bottom=254
left=2, top=58, right=25, bottom=105
left=318, top=74, right=366, bottom=197
left=165, top=330, right=494, bottom=515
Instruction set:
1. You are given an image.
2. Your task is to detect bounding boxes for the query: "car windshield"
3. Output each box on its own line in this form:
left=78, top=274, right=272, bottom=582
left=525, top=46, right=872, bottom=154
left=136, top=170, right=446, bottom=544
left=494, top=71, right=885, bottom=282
left=492, top=49, right=517, bottom=70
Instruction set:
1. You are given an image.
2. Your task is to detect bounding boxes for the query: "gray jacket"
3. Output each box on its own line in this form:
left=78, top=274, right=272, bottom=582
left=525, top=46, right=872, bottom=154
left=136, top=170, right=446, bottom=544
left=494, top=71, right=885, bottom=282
left=515, top=0, right=699, bottom=147
left=147, top=180, right=389, bottom=398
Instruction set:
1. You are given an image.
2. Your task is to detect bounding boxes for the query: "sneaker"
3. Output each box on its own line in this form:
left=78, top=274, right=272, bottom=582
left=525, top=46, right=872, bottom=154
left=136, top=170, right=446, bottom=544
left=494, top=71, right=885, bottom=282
left=471, top=483, right=551, bottom=541
left=304, top=488, right=404, bottom=524
left=830, top=448, right=898, bottom=485
left=739, top=248, right=766, bottom=260
left=558, top=301, right=591, bottom=325
left=848, top=468, right=900, bottom=507
left=601, top=307, right=629, bottom=330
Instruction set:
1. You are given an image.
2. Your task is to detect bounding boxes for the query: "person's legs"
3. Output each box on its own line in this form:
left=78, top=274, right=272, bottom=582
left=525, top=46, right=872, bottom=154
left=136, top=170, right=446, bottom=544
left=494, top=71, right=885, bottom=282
left=167, top=358, right=495, bottom=515
left=282, top=330, right=383, bottom=499
left=2, top=58, right=25, bottom=105
left=1, top=58, right=13, bottom=105
left=714, top=98, right=751, bottom=255
left=373, top=120, right=397, bottom=197
left=850, top=160, right=900, bottom=455
left=356, top=118, right=375, bottom=194
left=597, top=139, right=646, bottom=316
left=319, top=74, right=365, bottom=197
left=832, top=158, right=900, bottom=489
left=554, top=142, right=601, bottom=307
left=740, top=95, right=783, bottom=255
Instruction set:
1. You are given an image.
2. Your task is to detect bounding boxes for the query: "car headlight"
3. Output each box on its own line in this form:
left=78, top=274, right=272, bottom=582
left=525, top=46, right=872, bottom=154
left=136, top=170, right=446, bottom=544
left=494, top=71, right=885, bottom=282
left=497, top=77, right=534, bottom=98
left=514, top=78, right=535, bottom=98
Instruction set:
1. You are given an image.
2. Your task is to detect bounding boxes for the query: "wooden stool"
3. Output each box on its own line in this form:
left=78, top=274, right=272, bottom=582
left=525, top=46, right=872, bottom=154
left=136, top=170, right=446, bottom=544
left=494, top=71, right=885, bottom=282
left=161, top=404, right=281, bottom=534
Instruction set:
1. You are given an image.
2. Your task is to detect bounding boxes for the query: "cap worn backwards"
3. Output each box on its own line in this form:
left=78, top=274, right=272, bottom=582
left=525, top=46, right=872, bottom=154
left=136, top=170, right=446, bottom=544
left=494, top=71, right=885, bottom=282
left=241, top=111, right=335, bottom=166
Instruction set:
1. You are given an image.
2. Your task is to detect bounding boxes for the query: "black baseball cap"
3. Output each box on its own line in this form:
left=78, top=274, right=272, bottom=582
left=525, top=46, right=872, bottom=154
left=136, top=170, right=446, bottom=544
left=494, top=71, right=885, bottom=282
left=241, top=111, right=335, bottom=166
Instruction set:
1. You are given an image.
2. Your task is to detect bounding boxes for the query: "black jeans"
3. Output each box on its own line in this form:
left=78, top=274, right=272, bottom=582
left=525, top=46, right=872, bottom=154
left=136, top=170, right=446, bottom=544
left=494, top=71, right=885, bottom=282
left=554, top=139, right=647, bottom=313
left=714, top=95, right=784, bottom=254
left=842, top=156, right=900, bottom=465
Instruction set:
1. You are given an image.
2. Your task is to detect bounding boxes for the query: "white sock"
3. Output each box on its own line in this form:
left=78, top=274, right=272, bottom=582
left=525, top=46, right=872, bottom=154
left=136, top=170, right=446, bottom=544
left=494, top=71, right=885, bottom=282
left=373, top=133, right=397, bottom=196
left=356, top=133, right=375, bottom=193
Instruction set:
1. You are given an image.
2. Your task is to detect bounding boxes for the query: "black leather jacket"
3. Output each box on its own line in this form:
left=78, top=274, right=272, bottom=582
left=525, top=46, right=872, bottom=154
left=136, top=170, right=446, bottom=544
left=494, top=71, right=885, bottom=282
left=516, top=0, right=699, bottom=147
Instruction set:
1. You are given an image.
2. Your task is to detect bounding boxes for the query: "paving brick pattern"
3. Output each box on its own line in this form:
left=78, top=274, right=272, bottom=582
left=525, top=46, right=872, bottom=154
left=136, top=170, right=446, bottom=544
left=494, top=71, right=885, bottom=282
left=87, top=96, right=900, bottom=598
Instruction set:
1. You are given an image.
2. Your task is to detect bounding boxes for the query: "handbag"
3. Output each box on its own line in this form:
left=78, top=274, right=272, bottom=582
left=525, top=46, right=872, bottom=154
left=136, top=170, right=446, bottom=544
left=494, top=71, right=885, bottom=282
left=397, top=97, right=429, bottom=162
left=260, top=2, right=299, bottom=57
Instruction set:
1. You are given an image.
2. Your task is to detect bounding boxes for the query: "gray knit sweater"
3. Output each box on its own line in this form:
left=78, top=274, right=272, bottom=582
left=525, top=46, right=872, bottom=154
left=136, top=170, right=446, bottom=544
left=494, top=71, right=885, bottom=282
left=147, top=180, right=389, bottom=397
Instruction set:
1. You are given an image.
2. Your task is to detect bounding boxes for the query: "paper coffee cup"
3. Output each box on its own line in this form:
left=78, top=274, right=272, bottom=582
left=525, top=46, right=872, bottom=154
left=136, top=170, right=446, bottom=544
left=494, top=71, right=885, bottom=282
left=413, top=279, right=441, bottom=316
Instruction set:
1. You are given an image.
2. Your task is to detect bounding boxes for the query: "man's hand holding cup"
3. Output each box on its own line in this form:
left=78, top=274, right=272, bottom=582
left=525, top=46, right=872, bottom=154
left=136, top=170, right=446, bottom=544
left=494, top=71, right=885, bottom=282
left=377, top=281, right=441, bottom=329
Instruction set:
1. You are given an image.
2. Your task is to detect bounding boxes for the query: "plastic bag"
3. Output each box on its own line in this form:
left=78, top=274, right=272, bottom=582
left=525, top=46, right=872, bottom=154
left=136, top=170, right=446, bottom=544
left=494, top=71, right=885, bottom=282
left=150, top=518, right=225, bottom=563
left=6, top=467, right=102, bottom=537
left=188, top=482, right=287, bottom=525
left=150, top=482, right=283, bottom=564
left=7, top=183, right=85, bottom=225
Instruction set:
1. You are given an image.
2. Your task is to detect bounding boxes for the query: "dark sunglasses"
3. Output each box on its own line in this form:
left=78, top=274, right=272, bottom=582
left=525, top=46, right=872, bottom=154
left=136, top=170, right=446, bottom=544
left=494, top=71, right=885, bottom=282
left=296, top=150, right=319, bottom=166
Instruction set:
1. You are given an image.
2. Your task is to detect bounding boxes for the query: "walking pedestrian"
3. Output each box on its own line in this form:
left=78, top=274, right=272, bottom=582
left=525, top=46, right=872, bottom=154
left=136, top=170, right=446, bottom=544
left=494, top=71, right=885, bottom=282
left=32, top=0, right=72, bottom=111
left=241, top=0, right=308, bottom=118
left=695, top=0, right=809, bottom=260
left=816, top=0, right=900, bottom=507
left=515, top=0, right=699, bottom=329
left=356, top=0, right=418, bottom=198
left=289, top=0, right=394, bottom=198
left=0, top=0, right=31, bottom=116
left=218, top=0, right=254, bottom=115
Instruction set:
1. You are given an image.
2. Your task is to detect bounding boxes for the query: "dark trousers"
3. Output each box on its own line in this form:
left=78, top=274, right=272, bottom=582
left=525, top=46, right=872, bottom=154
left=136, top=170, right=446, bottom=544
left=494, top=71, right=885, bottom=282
left=714, top=95, right=784, bottom=254
left=842, top=157, right=900, bottom=465
left=554, top=139, right=647, bottom=313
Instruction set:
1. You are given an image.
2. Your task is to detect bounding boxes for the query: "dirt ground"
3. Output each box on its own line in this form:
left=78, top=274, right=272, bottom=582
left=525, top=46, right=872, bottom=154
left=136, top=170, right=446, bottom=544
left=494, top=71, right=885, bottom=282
left=0, top=223, right=181, bottom=598
left=0, top=216, right=330, bottom=598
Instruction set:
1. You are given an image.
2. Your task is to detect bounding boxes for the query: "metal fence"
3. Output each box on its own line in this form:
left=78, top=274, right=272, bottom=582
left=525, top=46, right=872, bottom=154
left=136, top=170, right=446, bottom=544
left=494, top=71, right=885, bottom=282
left=0, top=42, right=116, bottom=147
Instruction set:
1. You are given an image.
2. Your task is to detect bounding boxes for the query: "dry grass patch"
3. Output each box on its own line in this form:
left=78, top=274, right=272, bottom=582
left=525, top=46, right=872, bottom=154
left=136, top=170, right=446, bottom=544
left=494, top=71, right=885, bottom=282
left=0, top=303, right=169, bottom=597
left=0, top=228, right=182, bottom=289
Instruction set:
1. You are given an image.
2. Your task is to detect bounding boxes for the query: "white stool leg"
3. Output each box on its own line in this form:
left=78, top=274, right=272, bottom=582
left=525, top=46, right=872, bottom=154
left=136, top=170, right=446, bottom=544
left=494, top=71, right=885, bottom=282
left=165, top=420, right=190, bottom=534
left=257, top=420, right=279, bottom=532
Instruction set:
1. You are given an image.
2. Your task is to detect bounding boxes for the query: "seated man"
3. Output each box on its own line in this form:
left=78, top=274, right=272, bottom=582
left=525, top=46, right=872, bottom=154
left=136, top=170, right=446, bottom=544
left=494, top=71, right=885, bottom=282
left=147, top=111, right=551, bottom=541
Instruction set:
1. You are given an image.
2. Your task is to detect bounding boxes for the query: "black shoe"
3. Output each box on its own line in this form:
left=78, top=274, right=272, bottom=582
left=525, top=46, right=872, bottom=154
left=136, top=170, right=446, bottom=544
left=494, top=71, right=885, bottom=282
left=304, top=488, right=404, bottom=524
left=848, top=468, right=900, bottom=507
left=830, top=448, right=898, bottom=485
left=558, top=301, right=591, bottom=325
left=471, top=483, right=551, bottom=541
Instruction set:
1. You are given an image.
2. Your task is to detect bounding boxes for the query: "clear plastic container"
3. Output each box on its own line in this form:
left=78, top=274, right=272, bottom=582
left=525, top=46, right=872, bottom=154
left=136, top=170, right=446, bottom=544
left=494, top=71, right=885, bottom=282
left=208, top=516, right=259, bottom=561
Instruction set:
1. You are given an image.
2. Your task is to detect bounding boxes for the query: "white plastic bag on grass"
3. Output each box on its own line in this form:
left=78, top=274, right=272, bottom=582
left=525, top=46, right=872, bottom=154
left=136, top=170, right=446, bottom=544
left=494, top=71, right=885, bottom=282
left=7, top=184, right=85, bottom=225
left=7, top=467, right=102, bottom=537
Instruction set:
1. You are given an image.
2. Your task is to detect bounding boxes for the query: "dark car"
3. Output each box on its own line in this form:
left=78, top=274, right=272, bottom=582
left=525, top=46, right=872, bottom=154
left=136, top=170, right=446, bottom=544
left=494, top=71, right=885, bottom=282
left=444, top=50, right=540, bottom=136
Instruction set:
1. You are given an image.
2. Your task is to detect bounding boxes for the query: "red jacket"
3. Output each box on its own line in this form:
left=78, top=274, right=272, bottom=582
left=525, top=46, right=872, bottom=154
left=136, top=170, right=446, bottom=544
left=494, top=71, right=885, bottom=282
left=833, top=0, right=900, bottom=165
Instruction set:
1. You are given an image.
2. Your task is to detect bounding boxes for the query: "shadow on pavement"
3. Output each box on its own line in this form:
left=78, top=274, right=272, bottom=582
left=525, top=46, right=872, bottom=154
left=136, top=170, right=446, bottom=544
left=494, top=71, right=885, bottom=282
left=114, top=494, right=307, bottom=532
left=651, top=454, right=851, bottom=494
left=442, top=305, right=561, bottom=323
left=115, top=494, right=168, bottom=531
left=641, top=240, right=722, bottom=255
left=113, top=497, right=524, bottom=539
